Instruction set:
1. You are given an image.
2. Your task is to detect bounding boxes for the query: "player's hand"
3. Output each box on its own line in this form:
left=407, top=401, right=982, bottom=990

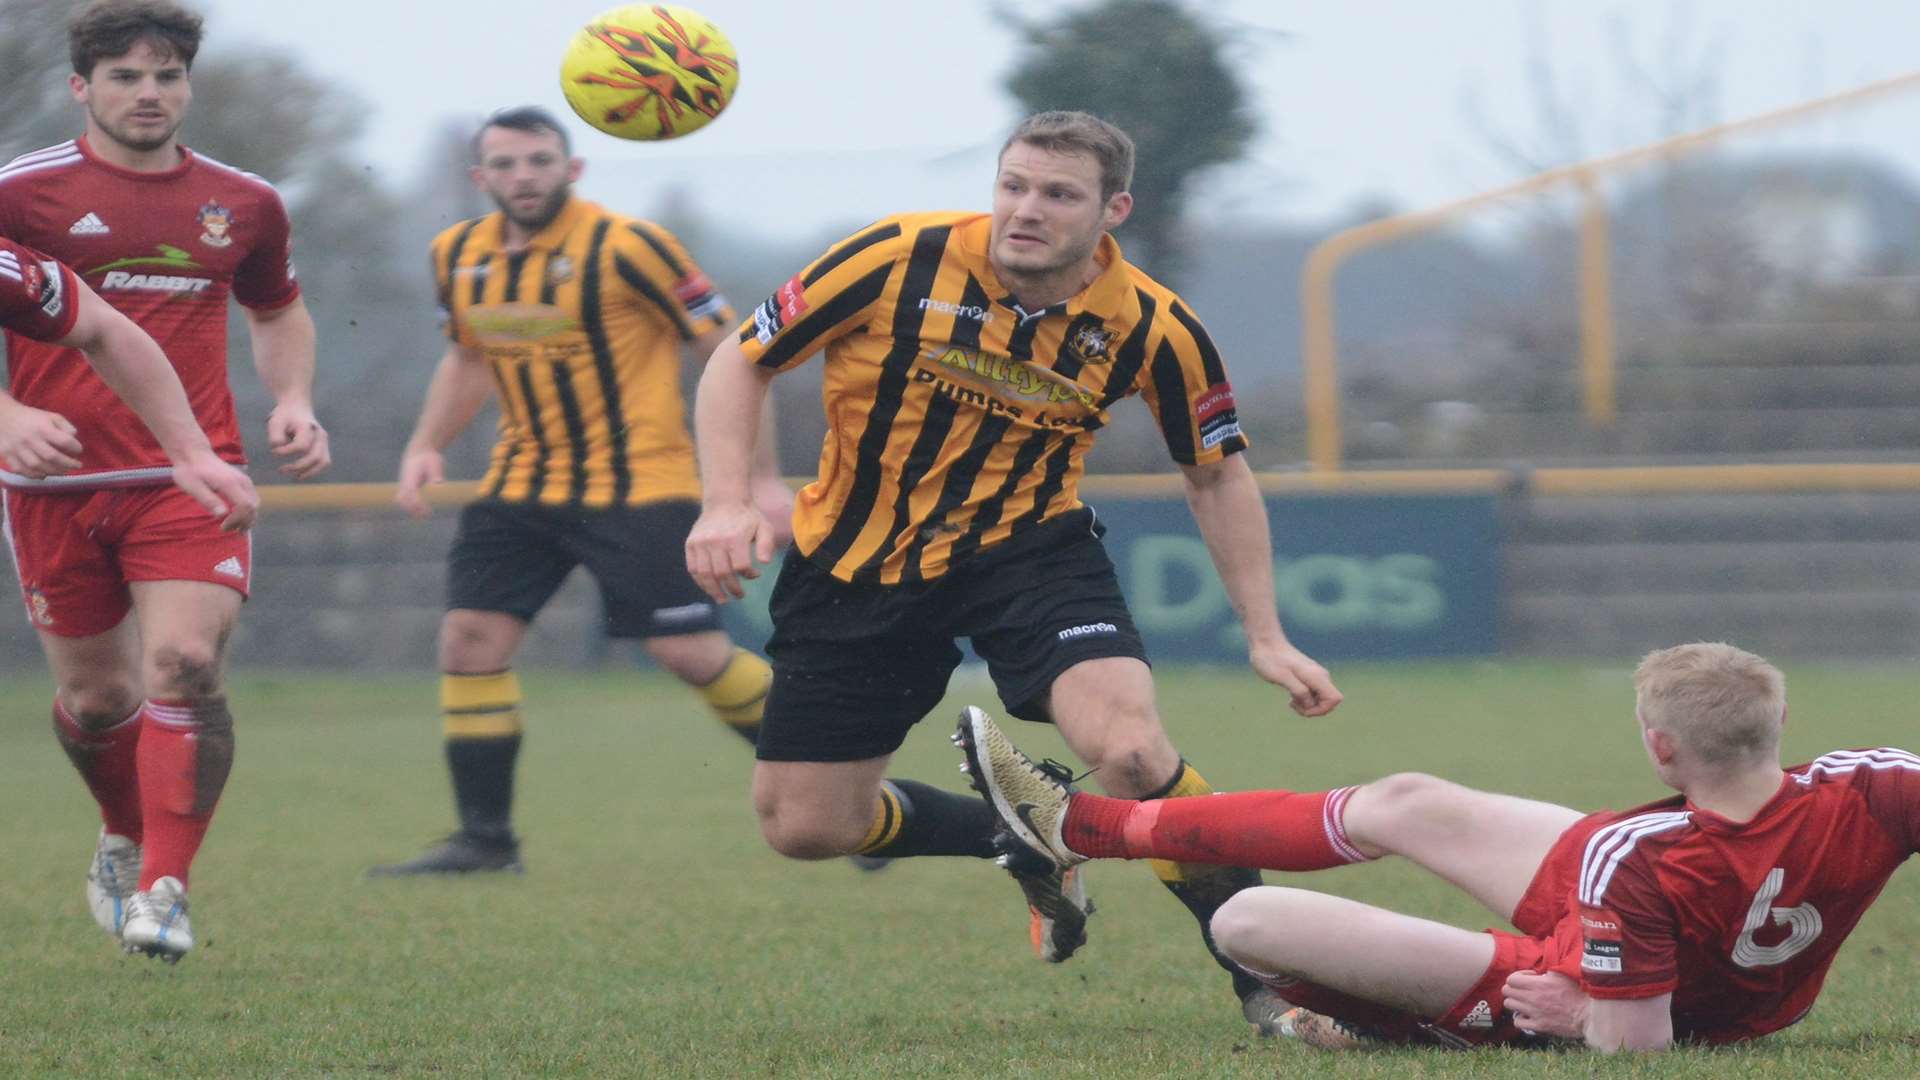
left=1249, top=639, right=1343, bottom=717
left=750, top=475, right=796, bottom=549
left=686, top=499, right=776, bottom=603
left=266, top=404, right=330, bottom=480
left=0, top=399, right=83, bottom=479
left=170, top=447, right=259, bottom=532
left=394, top=448, right=445, bottom=520
left=1502, top=971, right=1588, bottom=1040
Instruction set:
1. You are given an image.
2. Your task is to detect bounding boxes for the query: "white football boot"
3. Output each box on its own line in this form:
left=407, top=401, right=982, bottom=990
left=86, top=829, right=142, bottom=939
left=121, top=876, right=193, bottom=962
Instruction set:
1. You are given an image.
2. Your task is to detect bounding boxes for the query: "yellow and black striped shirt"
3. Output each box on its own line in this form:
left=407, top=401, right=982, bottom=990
left=738, top=211, right=1247, bottom=584
left=431, top=197, right=732, bottom=508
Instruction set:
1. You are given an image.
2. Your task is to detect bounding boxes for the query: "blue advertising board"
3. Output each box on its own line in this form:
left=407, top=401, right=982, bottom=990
left=721, top=493, right=1502, bottom=661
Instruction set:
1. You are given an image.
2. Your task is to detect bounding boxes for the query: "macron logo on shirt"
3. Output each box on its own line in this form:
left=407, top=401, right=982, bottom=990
left=68, top=213, right=110, bottom=236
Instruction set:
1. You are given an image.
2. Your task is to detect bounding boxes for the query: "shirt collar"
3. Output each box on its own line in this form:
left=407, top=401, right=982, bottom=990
left=490, top=196, right=596, bottom=253
left=76, top=134, right=194, bottom=182
left=1683, top=772, right=1795, bottom=831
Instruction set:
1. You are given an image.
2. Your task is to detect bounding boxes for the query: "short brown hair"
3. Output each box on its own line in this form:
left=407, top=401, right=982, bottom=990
left=1000, top=111, right=1135, bottom=201
left=69, top=0, right=204, bottom=78
left=1634, top=642, right=1786, bottom=766
left=472, top=106, right=573, bottom=164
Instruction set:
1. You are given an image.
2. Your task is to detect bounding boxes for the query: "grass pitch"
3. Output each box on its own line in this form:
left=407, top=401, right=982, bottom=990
left=0, top=661, right=1915, bottom=1077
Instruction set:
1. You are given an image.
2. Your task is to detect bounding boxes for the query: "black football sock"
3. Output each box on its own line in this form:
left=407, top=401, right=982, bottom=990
left=852, top=779, right=1000, bottom=858
left=442, top=671, right=523, bottom=844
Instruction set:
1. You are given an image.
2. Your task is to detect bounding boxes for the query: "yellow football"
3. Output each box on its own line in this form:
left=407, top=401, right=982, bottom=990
left=559, top=4, right=739, bottom=141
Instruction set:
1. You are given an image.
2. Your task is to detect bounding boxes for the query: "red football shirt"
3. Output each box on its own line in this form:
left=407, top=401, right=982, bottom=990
left=0, top=136, right=300, bottom=487
left=1553, top=747, right=1919, bottom=1043
left=0, top=237, right=79, bottom=343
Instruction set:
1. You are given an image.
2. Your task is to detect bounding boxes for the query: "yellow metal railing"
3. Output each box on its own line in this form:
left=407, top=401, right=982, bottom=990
left=1300, top=71, right=1920, bottom=471
left=254, top=462, right=1920, bottom=511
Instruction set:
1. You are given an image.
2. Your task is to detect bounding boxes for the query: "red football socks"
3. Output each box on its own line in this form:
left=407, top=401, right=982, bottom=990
left=1061, top=785, right=1372, bottom=871
left=136, top=699, right=236, bottom=889
left=52, top=700, right=144, bottom=842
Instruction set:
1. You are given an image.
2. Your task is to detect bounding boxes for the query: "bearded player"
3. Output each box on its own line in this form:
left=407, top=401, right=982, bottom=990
left=0, top=0, right=329, bottom=961
left=367, top=107, right=798, bottom=877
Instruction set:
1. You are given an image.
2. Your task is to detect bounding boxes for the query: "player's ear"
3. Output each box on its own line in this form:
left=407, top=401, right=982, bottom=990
left=68, top=72, right=89, bottom=104
left=567, top=157, right=585, bottom=183
left=468, top=165, right=485, bottom=191
left=1646, top=727, right=1679, bottom=767
left=1102, top=190, right=1133, bottom=232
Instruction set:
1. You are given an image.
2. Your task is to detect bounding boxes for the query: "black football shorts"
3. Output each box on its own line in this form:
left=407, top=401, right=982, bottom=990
left=755, top=507, right=1147, bottom=762
left=446, top=497, right=721, bottom=639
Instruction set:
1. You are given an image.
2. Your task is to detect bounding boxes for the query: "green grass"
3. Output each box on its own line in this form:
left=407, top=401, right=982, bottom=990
left=0, top=662, right=1914, bottom=1077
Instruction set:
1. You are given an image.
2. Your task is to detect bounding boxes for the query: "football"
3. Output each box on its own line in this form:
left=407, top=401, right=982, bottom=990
left=559, top=4, right=740, bottom=141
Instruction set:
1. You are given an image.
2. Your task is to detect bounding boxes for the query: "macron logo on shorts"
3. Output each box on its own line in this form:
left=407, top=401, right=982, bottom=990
left=1056, top=622, right=1118, bottom=641
left=213, top=556, right=245, bottom=580
left=653, top=602, right=714, bottom=624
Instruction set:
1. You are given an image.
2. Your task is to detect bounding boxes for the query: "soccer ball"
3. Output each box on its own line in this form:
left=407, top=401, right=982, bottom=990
left=559, top=4, right=740, bottom=141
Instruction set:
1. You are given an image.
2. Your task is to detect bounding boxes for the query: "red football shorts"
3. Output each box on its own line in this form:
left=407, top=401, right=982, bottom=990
left=1434, top=816, right=1597, bottom=1045
left=4, top=484, right=251, bottom=637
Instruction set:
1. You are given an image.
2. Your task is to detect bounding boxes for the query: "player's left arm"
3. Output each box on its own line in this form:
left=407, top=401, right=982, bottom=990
left=232, top=184, right=328, bottom=480
left=244, top=297, right=329, bottom=480
left=1180, top=454, right=1341, bottom=717
left=1151, top=298, right=1337, bottom=717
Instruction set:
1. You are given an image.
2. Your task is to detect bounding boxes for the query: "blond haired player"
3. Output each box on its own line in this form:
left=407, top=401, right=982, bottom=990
left=961, top=642, right=1918, bottom=1050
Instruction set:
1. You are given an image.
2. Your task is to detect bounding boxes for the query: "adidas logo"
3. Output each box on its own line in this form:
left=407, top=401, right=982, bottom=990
left=1460, top=999, right=1495, bottom=1029
left=68, top=213, right=110, bottom=236
left=212, top=556, right=244, bottom=579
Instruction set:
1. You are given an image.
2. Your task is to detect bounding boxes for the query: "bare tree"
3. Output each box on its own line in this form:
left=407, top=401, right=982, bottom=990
left=999, top=0, right=1257, bottom=283
left=0, top=0, right=80, bottom=155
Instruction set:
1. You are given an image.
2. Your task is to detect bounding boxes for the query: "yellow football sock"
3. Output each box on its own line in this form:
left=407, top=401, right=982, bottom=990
left=1147, top=761, right=1216, bottom=884
left=698, top=648, right=771, bottom=736
left=441, top=670, right=523, bottom=739
left=853, top=781, right=909, bottom=856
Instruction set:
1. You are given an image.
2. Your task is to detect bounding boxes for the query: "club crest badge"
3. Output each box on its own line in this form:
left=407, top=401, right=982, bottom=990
left=1067, top=320, right=1116, bottom=364
left=26, top=587, right=52, bottom=627
left=546, top=254, right=575, bottom=286
left=197, top=201, right=234, bottom=248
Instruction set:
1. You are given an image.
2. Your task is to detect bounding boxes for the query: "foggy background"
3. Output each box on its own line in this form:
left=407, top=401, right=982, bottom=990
left=3, top=0, right=1919, bottom=666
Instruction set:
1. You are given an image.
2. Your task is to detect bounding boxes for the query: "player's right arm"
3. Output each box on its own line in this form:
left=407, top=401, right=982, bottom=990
left=0, top=242, right=252, bottom=526
left=1568, top=832, right=1682, bottom=1051
left=58, top=279, right=257, bottom=529
left=395, top=341, right=493, bottom=519
left=684, top=218, right=908, bottom=602
left=1583, top=993, right=1673, bottom=1052
left=686, top=333, right=777, bottom=601
left=687, top=322, right=792, bottom=550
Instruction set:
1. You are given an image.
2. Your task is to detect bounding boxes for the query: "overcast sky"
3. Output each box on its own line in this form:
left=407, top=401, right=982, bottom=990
left=193, top=0, right=1920, bottom=240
